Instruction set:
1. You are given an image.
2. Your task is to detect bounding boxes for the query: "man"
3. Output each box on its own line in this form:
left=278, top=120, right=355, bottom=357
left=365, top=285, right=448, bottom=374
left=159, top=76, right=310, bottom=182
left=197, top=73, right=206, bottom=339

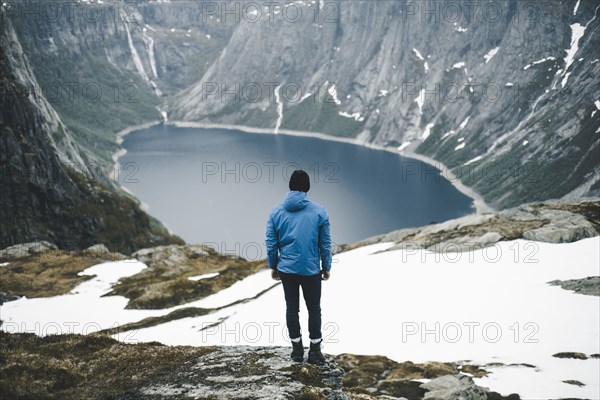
left=266, top=169, right=332, bottom=364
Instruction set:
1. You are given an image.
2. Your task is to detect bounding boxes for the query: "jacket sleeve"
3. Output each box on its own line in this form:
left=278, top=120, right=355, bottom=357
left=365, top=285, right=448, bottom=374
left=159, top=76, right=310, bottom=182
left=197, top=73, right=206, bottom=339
left=318, top=210, right=332, bottom=271
left=265, top=212, right=279, bottom=270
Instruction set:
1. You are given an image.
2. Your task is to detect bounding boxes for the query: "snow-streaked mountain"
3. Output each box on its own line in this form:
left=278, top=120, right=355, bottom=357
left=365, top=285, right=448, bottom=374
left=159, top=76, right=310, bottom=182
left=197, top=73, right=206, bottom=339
left=168, top=0, right=600, bottom=209
left=0, top=14, right=183, bottom=252
left=4, top=0, right=599, bottom=216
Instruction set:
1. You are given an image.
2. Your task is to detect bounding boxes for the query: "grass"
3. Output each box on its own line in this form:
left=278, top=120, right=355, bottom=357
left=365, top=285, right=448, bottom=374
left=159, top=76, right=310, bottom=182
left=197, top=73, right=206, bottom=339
left=107, top=245, right=267, bottom=309
left=0, top=249, right=124, bottom=301
left=0, top=332, right=215, bottom=400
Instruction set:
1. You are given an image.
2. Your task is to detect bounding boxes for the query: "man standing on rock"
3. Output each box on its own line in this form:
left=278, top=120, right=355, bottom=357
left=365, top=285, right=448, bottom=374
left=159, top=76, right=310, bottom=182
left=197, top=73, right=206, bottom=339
left=266, top=169, right=332, bottom=364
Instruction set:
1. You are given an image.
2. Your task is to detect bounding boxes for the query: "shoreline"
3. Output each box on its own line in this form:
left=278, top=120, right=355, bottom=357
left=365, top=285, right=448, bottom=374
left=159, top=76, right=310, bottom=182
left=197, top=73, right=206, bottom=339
left=112, top=119, right=163, bottom=181
left=168, top=120, right=494, bottom=214
left=110, top=119, right=494, bottom=214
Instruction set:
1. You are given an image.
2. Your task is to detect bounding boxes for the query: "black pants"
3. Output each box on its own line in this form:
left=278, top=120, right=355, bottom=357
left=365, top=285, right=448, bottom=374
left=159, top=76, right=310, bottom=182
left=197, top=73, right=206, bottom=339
left=278, top=271, right=322, bottom=340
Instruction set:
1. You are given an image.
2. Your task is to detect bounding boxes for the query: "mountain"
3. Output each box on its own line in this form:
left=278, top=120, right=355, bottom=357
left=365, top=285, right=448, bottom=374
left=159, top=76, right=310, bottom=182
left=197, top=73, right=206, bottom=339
left=2, top=0, right=599, bottom=247
left=167, top=0, right=600, bottom=209
left=0, top=14, right=183, bottom=253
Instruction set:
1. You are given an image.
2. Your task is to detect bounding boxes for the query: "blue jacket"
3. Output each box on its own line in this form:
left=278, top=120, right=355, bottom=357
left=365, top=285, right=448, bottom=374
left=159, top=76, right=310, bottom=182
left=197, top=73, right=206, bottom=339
left=266, top=190, right=332, bottom=275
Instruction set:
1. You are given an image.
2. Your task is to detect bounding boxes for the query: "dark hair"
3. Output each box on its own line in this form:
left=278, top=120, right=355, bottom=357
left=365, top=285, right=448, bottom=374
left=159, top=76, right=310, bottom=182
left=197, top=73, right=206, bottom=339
left=289, top=170, right=310, bottom=192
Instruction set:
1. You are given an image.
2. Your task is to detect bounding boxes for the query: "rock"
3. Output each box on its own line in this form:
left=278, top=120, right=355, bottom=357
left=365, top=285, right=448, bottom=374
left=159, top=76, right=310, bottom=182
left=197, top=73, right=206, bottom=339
left=522, top=211, right=597, bottom=243
left=562, top=380, right=585, bottom=387
left=84, top=244, right=110, bottom=254
left=137, top=346, right=350, bottom=399
left=552, top=352, right=588, bottom=360
left=0, top=241, right=58, bottom=259
left=342, top=199, right=599, bottom=252
left=487, top=393, right=521, bottom=400
left=427, top=232, right=503, bottom=252
left=376, top=379, right=426, bottom=399
left=0, top=291, right=22, bottom=305
left=459, top=364, right=489, bottom=377
left=420, top=374, right=488, bottom=400
left=548, top=276, right=600, bottom=296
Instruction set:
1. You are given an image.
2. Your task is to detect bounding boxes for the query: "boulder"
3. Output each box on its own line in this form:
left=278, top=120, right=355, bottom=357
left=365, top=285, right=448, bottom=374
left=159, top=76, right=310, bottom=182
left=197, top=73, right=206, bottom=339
left=0, top=241, right=58, bottom=259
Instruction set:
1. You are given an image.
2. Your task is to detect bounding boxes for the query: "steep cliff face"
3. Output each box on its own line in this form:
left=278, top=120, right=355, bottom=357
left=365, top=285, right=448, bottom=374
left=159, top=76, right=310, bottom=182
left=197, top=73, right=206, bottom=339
left=4, top=0, right=599, bottom=214
left=6, top=0, right=235, bottom=164
left=0, top=14, right=183, bottom=253
left=168, top=0, right=600, bottom=209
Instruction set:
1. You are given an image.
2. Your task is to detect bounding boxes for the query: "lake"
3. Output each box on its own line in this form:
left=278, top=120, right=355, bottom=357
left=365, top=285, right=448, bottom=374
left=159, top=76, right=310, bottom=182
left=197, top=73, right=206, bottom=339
left=118, top=125, right=474, bottom=260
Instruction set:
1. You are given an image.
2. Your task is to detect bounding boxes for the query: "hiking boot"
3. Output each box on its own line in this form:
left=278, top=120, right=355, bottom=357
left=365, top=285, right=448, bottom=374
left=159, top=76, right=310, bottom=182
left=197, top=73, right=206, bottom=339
left=291, top=339, right=304, bottom=362
left=307, top=339, right=326, bottom=365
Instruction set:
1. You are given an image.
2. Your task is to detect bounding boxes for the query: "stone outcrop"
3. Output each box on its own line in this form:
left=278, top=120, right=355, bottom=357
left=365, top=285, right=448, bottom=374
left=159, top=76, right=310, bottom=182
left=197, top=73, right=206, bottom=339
left=0, top=332, right=521, bottom=400
left=548, top=276, right=600, bottom=297
left=337, top=198, right=599, bottom=253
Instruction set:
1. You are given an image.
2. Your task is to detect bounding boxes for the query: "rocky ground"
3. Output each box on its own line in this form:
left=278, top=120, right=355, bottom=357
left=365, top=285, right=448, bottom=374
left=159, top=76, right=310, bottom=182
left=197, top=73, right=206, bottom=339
left=0, top=242, right=267, bottom=310
left=1, top=198, right=598, bottom=399
left=548, top=276, right=600, bottom=297
left=107, top=244, right=268, bottom=309
left=337, top=198, right=599, bottom=254
left=0, top=332, right=521, bottom=400
left=0, top=242, right=126, bottom=304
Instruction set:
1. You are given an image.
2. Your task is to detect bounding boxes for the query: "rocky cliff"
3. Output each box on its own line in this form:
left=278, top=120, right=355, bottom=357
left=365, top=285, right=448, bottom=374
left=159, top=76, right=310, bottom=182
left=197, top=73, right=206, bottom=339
left=167, top=0, right=600, bottom=209
left=0, top=13, right=183, bottom=253
left=2, top=0, right=599, bottom=249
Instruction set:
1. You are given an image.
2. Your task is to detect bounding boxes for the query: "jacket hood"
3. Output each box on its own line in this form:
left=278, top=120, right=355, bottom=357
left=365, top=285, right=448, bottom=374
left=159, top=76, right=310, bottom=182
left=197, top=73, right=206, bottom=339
left=283, top=190, right=310, bottom=212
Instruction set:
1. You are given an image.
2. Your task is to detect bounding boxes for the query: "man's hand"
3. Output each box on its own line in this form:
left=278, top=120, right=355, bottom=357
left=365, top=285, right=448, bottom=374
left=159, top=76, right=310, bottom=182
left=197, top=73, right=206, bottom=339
left=271, top=269, right=280, bottom=281
left=321, top=270, right=330, bottom=281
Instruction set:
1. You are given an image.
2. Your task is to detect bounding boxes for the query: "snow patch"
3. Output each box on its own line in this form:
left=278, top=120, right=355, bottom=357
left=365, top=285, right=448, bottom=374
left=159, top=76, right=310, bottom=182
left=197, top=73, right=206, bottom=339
left=458, top=116, right=471, bottom=130
left=522, top=140, right=529, bottom=146
left=415, top=89, right=425, bottom=114
left=412, top=48, right=425, bottom=61
left=561, top=23, right=585, bottom=87
left=464, top=155, right=483, bottom=165
left=483, top=47, right=500, bottom=64
left=454, top=142, right=465, bottom=150
left=523, top=57, right=557, bottom=70
left=422, top=122, right=435, bottom=140
left=299, top=92, right=313, bottom=102
left=327, top=84, right=341, bottom=105
left=441, top=130, right=455, bottom=140
left=412, top=49, right=430, bottom=72
left=274, top=83, right=284, bottom=134
left=188, top=272, right=220, bottom=282
left=574, top=0, right=580, bottom=15
left=339, top=111, right=364, bottom=122
left=397, top=142, right=411, bottom=151
left=159, top=109, right=168, bottom=122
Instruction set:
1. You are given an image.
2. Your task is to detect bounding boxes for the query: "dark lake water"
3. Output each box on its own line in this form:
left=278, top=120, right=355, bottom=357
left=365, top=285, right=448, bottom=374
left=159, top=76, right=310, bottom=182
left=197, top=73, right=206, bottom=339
left=119, top=125, right=474, bottom=259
